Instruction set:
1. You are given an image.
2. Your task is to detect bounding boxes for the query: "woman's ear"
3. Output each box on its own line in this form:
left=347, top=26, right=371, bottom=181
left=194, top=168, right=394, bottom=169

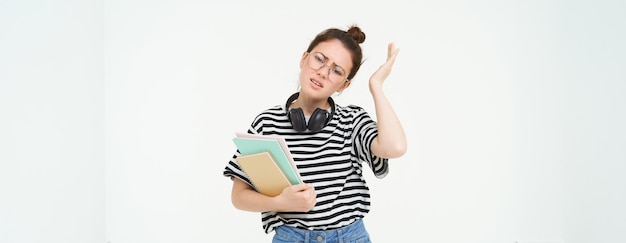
left=299, top=52, right=308, bottom=69
left=337, top=80, right=351, bottom=93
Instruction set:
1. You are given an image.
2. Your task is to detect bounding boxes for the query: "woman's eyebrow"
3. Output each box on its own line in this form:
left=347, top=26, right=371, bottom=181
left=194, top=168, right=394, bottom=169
left=318, top=51, right=346, bottom=70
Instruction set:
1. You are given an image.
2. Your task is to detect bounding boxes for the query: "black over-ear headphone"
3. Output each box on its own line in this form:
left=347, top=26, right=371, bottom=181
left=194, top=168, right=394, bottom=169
left=285, top=92, right=335, bottom=132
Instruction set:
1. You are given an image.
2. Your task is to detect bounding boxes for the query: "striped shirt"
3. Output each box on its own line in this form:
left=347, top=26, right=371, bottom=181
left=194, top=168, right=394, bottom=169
left=223, top=102, right=389, bottom=234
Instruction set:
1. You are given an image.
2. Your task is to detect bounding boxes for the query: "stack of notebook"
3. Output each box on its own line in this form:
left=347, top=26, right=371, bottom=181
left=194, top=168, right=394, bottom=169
left=233, top=133, right=302, bottom=197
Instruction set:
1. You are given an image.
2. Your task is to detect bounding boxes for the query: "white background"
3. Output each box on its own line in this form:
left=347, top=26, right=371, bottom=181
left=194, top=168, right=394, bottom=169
left=1, top=0, right=625, bottom=242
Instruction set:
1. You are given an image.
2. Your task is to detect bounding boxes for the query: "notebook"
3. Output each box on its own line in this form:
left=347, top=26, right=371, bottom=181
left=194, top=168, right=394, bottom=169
left=235, top=151, right=291, bottom=197
left=232, top=136, right=301, bottom=185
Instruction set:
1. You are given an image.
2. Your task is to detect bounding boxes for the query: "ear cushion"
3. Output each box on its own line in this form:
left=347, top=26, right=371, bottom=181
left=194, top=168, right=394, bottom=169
left=307, top=108, right=329, bottom=132
left=288, top=108, right=307, bottom=132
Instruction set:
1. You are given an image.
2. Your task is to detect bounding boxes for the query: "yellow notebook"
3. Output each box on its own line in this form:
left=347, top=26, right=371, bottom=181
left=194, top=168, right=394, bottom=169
left=235, top=151, right=291, bottom=197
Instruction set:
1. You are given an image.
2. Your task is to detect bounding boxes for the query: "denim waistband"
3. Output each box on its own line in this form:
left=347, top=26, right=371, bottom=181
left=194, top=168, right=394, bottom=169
left=273, top=219, right=369, bottom=243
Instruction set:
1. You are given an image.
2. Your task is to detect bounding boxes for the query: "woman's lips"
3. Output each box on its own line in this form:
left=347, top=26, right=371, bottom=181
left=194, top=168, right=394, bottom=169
left=310, top=78, right=322, bottom=88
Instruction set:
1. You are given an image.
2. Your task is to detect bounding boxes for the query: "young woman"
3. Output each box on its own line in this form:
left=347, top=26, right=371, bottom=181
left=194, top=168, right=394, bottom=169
left=223, top=25, right=407, bottom=242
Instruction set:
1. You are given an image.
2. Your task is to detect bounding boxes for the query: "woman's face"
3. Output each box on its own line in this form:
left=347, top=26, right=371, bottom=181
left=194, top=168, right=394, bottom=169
left=299, top=39, right=352, bottom=99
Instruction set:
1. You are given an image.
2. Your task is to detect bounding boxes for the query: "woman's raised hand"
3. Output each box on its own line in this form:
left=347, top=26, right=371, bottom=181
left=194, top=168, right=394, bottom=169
left=369, top=43, right=400, bottom=92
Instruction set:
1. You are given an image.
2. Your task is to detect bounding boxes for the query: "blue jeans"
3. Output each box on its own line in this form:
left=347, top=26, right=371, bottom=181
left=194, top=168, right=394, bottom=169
left=272, top=219, right=371, bottom=243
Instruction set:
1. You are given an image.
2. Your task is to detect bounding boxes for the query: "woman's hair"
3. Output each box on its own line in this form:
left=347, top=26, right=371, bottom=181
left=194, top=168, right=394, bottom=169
left=306, top=25, right=366, bottom=81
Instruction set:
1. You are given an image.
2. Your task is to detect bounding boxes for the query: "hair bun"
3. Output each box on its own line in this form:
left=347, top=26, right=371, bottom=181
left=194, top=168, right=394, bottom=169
left=346, top=25, right=366, bottom=44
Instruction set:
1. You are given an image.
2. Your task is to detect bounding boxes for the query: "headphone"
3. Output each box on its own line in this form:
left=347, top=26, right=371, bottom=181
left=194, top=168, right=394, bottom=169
left=285, top=92, right=335, bottom=132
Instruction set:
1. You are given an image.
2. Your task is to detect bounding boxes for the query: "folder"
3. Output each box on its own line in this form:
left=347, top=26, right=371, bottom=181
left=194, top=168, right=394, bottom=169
left=235, top=151, right=291, bottom=197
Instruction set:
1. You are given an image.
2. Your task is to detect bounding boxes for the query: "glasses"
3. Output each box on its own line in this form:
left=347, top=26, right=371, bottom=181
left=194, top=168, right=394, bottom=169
left=305, top=52, right=349, bottom=83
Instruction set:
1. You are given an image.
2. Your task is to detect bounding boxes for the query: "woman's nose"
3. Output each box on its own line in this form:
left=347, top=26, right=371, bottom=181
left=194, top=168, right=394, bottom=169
left=316, top=64, right=331, bottom=79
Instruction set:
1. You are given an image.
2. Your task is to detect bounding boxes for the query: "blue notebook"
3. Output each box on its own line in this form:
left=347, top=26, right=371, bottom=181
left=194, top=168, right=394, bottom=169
left=233, top=137, right=301, bottom=185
